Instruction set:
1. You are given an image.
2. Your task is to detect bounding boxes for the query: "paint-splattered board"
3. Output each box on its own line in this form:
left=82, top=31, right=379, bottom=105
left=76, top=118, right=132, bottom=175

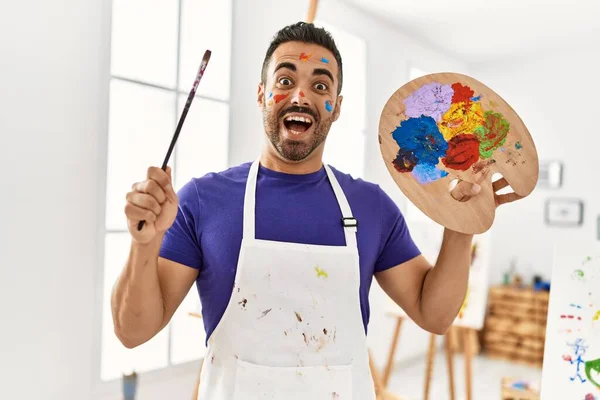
left=540, top=244, right=600, bottom=400
left=378, top=73, right=539, bottom=234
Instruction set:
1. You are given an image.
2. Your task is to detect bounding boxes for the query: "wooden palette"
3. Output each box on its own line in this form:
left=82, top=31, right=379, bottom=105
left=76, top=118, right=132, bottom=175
left=378, top=73, right=539, bottom=234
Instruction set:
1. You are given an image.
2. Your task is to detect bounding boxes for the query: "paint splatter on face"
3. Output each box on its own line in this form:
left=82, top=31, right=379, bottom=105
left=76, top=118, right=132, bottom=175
left=515, top=141, right=522, bottom=149
left=299, top=52, right=311, bottom=62
left=273, top=93, right=289, bottom=104
left=321, top=57, right=329, bottom=64
left=263, top=42, right=338, bottom=162
left=390, top=81, right=513, bottom=184
left=325, top=100, right=333, bottom=112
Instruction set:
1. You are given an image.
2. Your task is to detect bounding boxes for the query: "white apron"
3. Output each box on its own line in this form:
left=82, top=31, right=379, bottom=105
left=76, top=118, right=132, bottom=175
left=196, top=159, right=375, bottom=400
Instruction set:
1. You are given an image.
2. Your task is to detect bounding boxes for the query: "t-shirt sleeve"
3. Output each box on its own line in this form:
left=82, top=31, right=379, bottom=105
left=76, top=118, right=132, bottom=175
left=374, top=186, right=421, bottom=273
left=159, top=179, right=203, bottom=270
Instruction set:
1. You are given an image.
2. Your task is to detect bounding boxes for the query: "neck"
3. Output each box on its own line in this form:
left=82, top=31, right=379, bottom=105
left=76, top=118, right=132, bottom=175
left=259, top=147, right=323, bottom=175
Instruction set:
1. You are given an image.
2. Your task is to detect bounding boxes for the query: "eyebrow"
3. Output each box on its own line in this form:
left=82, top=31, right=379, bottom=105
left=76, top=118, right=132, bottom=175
left=274, top=62, right=296, bottom=74
left=312, top=68, right=334, bottom=83
left=274, top=62, right=335, bottom=84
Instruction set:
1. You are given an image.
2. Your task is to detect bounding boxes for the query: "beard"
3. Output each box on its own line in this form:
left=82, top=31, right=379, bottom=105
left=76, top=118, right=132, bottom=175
left=263, top=105, right=333, bottom=162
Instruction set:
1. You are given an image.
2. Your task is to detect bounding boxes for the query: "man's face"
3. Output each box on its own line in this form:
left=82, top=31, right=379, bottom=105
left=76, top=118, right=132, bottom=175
left=258, top=42, right=342, bottom=163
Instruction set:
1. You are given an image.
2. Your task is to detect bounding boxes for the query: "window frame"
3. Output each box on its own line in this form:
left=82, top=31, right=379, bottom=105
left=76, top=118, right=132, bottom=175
left=94, top=0, right=233, bottom=391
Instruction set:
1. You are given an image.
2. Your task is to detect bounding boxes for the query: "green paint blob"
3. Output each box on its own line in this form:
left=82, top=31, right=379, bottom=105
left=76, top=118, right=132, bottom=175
left=585, top=358, right=600, bottom=388
left=475, top=111, right=510, bottom=159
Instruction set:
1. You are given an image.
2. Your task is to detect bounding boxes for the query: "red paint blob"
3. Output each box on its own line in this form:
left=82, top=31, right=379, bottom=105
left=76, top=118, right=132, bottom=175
left=299, top=53, right=311, bottom=62
left=299, top=91, right=305, bottom=97
left=273, top=93, right=289, bottom=103
left=451, top=83, right=474, bottom=104
left=441, top=134, right=480, bottom=171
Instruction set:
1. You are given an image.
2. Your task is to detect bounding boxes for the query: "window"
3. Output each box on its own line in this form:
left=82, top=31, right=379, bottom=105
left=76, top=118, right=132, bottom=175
left=316, top=21, right=367, bottom=179
left=101, top=0, right=232, bottom=382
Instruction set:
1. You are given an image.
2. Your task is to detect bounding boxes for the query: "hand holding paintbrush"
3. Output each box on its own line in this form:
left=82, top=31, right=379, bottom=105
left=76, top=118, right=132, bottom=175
left=124, top=50, right=211, bottom=243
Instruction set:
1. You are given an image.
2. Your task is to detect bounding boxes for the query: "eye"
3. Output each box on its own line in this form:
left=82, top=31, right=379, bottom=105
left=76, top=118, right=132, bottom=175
left=278, top=77, right=293, bottom=86
left=315, top=82, right=328, bottom=91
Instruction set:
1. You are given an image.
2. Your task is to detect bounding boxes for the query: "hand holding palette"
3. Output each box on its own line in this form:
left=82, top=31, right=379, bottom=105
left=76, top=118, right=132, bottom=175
left=378, top=73, right=539, bottom=234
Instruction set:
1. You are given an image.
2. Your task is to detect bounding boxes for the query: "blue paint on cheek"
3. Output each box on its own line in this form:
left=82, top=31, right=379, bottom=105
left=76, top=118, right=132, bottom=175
left=471, top=95, right=481, bottom=101
left=325, top=100, right=333, bottom=112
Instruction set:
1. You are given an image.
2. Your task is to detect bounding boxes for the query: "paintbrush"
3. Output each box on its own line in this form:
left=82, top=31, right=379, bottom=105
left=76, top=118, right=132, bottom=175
left=138, top=49, right=212, bottom=231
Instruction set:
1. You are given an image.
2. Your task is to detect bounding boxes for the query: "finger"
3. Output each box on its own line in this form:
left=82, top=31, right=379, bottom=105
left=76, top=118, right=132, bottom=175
left=124, top=203, right=158, bottom=222
left=492, top=177, right=510, bottom=193
left=147, top=166, right=173, bottom=193
left=126, top=192, right=161, bottom=215
left=148, top=166, right=178, bottom=203
left=496, top=192, right=524, bottom=206
left=450, top=181, right=481, bottom=201
left=133, top=180, right=166, bottom=204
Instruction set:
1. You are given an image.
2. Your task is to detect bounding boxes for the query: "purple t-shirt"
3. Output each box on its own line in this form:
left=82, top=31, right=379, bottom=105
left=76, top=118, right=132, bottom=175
left=159, top=162, right=420, bottom=343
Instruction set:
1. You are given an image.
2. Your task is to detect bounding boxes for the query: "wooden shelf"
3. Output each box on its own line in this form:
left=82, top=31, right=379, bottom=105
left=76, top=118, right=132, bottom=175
left=482, top=285, right=548, bottom=368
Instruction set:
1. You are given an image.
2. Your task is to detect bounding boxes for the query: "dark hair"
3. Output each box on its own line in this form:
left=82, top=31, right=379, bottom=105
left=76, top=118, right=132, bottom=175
left=261, top=22, right=343, bottom=95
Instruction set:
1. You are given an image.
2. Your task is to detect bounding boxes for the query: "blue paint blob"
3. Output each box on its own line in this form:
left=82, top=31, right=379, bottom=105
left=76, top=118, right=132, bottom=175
left=471, top=95, right=481, bottom=101
left=500, top=147, right=505, bottom=152
left=268, top=92, right=273, bottom=99
left=321, top=57, right=329, bottom=64
left=515, top=141, right=523, bottom=150
left=391, top=116, right=448, bottom=165
left=411, top=163, right=449, bottom=184
left=325, top=100, right=333, bottom=112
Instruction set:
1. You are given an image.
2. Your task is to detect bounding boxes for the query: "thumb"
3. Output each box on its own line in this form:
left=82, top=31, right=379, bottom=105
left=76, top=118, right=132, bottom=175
left=450, top=181, right=481, bottom=202
left=164, top=166, right=178, bottom=203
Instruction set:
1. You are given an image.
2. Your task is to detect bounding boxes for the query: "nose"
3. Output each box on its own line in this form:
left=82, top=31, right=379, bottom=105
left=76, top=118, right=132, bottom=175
left=290, top=87, right=310, bottom=107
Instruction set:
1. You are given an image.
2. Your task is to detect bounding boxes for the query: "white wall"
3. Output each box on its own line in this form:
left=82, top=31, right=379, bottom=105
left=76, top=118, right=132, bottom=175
left=1, top=0, right=466, bottom=398
left=471, top=49, right=600, bottom=286
left=1, top=0, right=111, bottom=399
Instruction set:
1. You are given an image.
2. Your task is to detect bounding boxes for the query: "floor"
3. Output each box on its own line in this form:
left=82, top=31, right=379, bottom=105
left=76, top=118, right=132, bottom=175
left=385, top=352, right=542, bottom=400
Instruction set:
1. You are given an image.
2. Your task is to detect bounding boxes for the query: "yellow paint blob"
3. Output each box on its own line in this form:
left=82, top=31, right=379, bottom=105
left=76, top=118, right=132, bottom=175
left=438, top=101, right=485, bottom=141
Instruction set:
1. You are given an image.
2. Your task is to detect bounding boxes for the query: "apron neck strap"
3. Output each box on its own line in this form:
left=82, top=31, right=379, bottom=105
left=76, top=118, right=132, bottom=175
left=243, top=159, right=358, bottom=249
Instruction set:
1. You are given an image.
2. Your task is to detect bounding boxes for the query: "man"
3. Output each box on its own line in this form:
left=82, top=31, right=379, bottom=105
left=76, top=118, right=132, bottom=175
left=111, top=22, right=521, bottom=399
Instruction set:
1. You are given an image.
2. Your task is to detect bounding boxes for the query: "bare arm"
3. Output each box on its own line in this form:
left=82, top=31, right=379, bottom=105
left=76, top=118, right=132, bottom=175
left=111, top=166, right=199, bottom=348
left=376, top=228, right=472, bottom=335
left=376, top=176, right=523, bottom=334
left=111, top=234, right=198, bottom=348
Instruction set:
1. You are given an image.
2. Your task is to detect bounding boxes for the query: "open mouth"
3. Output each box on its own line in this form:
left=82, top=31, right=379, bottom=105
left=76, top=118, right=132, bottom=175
left=283, top=114, right=314, bottom=136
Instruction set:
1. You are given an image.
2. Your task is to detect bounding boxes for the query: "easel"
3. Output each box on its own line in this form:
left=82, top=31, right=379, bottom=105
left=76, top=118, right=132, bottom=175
left=382, top=313, right=479, bottom=400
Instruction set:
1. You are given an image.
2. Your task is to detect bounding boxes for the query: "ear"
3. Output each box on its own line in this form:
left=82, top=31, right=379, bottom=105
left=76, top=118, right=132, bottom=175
left=257, top=83, right=265, bottom=109
left=332, top=95, right=343, bottom=122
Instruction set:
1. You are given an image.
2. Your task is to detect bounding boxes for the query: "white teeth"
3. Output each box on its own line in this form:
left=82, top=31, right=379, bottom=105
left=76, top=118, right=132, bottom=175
left=284, top=115, right=312, bottom=124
